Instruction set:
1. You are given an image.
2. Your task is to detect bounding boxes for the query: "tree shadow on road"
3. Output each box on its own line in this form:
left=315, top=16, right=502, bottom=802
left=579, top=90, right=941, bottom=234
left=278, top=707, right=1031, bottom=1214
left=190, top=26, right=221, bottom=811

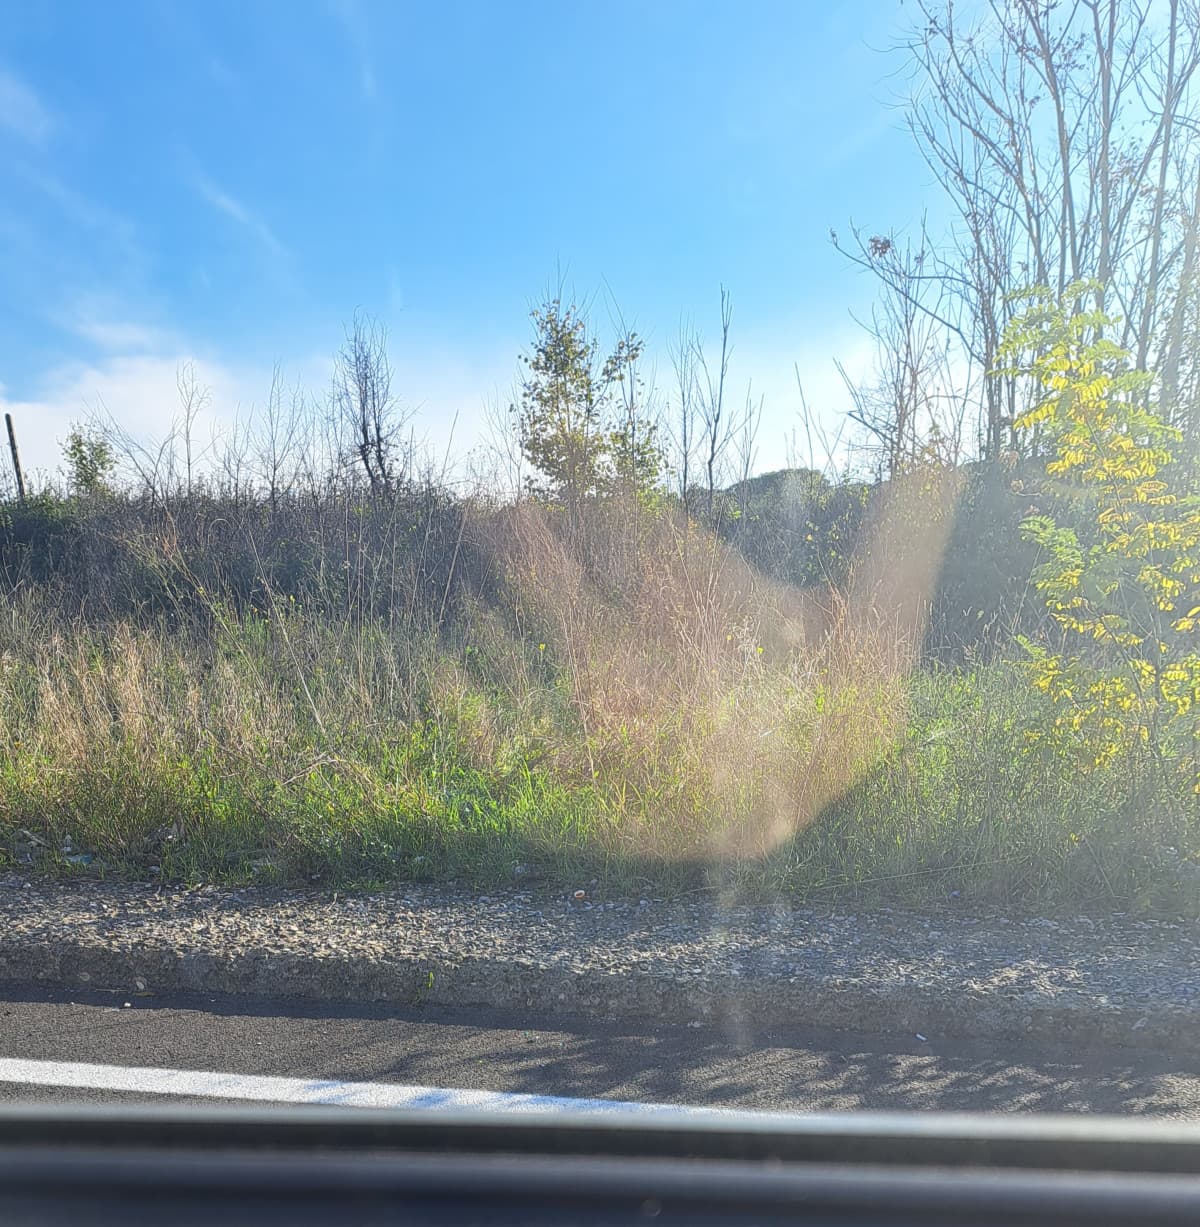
left=2, top=984, right=1194, bottom=1118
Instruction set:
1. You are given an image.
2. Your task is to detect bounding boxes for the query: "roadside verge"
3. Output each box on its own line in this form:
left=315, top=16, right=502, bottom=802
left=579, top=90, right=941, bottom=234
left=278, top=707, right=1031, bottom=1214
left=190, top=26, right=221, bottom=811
left=2, top=875, right=1195, bottom=1049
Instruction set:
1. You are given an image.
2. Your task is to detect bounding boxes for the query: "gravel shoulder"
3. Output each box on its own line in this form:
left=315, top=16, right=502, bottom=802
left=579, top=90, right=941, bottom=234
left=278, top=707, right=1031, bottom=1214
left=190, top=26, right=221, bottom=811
left=1, top=874, right=1197, bottom=1050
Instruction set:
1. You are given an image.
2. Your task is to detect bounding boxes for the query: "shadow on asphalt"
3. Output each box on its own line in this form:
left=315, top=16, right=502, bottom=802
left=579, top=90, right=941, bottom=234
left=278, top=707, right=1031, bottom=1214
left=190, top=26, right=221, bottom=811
left=0, top=983, right=1193, bottom=1117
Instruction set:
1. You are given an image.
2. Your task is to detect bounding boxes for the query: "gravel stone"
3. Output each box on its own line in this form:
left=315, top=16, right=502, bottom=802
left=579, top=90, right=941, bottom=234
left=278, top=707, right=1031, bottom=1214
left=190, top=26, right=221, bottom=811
left=0, top=873, right=1197, bottom=1048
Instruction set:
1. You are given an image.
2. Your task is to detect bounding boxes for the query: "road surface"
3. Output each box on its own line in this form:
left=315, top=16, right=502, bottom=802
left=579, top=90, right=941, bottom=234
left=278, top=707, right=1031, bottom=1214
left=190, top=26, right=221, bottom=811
left=1, top=985, right=1197, bottom=1117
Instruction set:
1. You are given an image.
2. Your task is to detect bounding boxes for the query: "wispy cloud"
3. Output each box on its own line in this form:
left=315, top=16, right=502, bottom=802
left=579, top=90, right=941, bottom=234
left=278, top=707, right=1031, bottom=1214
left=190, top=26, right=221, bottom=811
left=329, top=0, right=377, bottom=102
left=192, top=171, right=288, bottom=258
left=56, top=295, right=172, bottom=353
left=6, top=166, right=147, bottom=313
left=70, top=317, right=165, bottom=352
left=14, top=164, right=140, bottom=256
left=0, top=67, right=53, bottom=145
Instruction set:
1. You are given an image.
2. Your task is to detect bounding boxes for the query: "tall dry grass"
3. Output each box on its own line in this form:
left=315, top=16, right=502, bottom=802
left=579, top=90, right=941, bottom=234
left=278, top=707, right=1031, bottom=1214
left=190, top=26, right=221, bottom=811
left=0, top=462, right=1194, bottom=910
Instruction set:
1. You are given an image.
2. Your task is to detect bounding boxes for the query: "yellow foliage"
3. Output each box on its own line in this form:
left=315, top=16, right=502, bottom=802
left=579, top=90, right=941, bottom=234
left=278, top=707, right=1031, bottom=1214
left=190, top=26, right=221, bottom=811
left=998, top=285, right=1200, bottom=792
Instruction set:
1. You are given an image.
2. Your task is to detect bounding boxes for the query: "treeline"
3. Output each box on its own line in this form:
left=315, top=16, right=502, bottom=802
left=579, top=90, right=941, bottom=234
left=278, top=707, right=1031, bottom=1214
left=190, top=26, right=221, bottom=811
left=0, top=436, right=1052, bottom=669
left=0, top=289, right=1049, bottom=662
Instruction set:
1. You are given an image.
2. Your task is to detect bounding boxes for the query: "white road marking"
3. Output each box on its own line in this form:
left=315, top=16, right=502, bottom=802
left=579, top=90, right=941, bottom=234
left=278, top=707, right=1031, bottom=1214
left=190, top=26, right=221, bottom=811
left=0, top=1057, right=729, bottom=1115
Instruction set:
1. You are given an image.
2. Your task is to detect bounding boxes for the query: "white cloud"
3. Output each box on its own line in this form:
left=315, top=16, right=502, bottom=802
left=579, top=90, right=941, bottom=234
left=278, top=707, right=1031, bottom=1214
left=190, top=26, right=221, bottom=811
left=192, top=171, right=288, bottom=259
left=0, top=67, right=52, bottom=145
left=370, top=328, right=519, bottom=479
left=0, top=353, right=262, bottom=483
left=0, top=333, right=507, bottom=491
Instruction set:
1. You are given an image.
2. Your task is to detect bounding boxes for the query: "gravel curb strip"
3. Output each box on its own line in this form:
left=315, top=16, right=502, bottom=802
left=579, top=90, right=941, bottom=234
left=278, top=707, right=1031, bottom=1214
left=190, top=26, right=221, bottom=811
left=2, top=876, right=1197, bottom=1050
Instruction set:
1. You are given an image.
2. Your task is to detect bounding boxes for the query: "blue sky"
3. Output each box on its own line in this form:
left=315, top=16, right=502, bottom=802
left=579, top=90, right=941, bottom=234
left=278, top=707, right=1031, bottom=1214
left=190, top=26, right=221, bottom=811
left=0, top=0, right=941, bottom=481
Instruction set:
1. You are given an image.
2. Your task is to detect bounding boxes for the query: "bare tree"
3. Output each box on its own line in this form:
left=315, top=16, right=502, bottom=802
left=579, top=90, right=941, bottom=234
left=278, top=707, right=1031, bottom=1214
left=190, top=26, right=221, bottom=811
left=175, top=363, right=213, bottom=497
left=789, top=370, right=849, bottom=480
left=669, top=319, right=700, bottom=507
left=734, top=385, right=763, bottom=519
left=216, top=407, right=252, bottom=506
left=695, top=287, right=734, bottom=516
left=96, top=398, right=178, bottom=510
left=252, top=366, right=306, bottom=511
left=483, top=384, right=526, bottom=501
left=1160, top=114, right=1200, bottom=433
left=332, top=313, right=410, bottom=497
left=837, top=234, right=969, bottom=477
left=841, top=0, right=1200, bottom=455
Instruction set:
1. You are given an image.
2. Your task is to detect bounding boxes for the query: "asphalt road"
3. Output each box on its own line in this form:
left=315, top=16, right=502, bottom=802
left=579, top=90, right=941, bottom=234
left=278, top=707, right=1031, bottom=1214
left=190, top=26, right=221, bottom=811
left=0, top=985, right=1198, bottom=1116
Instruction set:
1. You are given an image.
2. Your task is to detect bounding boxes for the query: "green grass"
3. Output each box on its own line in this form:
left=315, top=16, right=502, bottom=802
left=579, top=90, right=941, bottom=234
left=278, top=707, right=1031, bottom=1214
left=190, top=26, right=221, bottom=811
left=1, top=595, right=1195, bottom=914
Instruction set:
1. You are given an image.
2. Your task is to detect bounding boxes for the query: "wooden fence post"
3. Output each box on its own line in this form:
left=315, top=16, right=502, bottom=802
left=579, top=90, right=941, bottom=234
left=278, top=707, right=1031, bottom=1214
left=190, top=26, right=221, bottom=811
left=5, top=412, right=26, bottom=503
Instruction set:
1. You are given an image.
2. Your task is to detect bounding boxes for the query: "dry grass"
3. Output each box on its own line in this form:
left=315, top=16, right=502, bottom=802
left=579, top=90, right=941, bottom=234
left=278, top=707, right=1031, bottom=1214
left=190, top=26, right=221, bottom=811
left=0, top=474, right=1195, bottom=911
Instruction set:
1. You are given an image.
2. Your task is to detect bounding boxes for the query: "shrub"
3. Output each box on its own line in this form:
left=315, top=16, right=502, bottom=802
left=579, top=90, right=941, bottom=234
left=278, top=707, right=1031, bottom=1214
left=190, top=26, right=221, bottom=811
left=998, top=284, right=1200, bottom=806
